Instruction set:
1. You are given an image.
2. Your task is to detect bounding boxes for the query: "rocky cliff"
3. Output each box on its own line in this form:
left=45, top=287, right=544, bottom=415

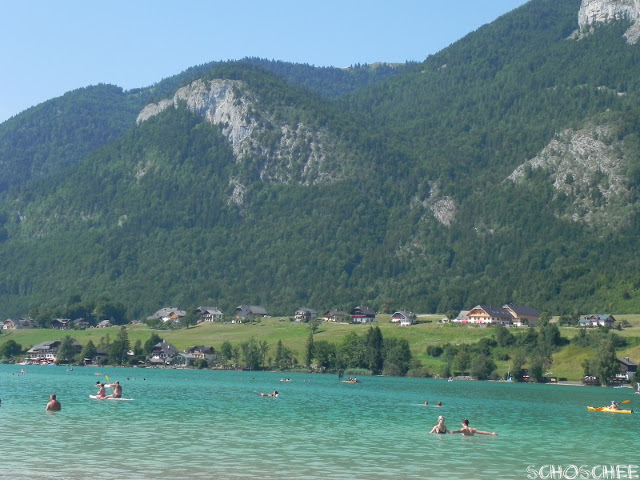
left=137, top=79, right=352, bottom=206
left=578, top=0, right=640, bottom=42
left=508, top=123, right=631, bottom=228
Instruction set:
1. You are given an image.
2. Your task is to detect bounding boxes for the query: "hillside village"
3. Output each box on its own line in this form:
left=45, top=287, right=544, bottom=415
left=0, top=301, right=621, bottom=329
left=3, top=301, right=638, bottom=387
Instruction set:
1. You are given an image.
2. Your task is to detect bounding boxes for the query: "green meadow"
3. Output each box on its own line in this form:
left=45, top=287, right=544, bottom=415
left=2, top=314, right=640, bottom=381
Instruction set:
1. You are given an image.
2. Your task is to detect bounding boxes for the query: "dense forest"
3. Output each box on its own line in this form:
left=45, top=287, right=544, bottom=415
left=1, top=0, right=640, bottom=323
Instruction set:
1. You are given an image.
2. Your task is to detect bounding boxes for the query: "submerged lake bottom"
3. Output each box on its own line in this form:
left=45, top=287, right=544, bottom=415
left=0, top=365, right=638, bottom=480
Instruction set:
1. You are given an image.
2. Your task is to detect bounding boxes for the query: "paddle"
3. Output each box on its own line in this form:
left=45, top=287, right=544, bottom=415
left=595, top=400, right=631, bottom=410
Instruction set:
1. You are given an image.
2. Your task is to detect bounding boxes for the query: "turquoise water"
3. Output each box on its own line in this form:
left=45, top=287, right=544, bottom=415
left=0, top=365, right=638, bottom=480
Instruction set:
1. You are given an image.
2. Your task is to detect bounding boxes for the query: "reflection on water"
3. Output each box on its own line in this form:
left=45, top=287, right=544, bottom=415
left=0, top=365, right=635, bottom=479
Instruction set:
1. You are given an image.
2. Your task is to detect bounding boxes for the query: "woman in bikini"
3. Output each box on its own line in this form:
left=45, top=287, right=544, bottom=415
left=430, top=416, right=448, bottom=434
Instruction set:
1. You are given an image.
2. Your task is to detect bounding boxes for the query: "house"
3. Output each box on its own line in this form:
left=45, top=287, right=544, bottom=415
left=578, top=314, right=616, bottom=328
left=26, top=339, right=82, bottom=363
left=178, top=345, right=219, bottom=366
left=196, top=306, right=223, bottom=322
left=3, top=317, right=35, bottom=330
left=617, top=357, right=637, bottom=382
left=147, top=307, right=186, bottom=324
left=503, top=304, right=540, bottom=327
left=234, top=305, right=268, bottom=320
left=294, top=308, right=317, bottom=322
left=466, top=305, right=513, bottom=325
left=51, top=318, right=70, bottom=330
left=451, top=311, right=470, bottom=323
left=70, top=318, right=91, bottom=329
left=323, top=310, right=349, bottom=322
left=96, top=319, right=113, bottom=328
left=391, top=311, right=417, bottom=326
left=350, top=306, right=376, bottom=323
left=148, top=341, right=178, bottom=365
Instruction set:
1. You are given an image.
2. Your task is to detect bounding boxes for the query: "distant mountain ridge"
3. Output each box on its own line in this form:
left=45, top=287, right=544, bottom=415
left=1, top=0, right=640, bottom=321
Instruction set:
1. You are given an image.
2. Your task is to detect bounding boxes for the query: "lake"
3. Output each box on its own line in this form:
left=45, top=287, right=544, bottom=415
left=0, top=365, right=637, bottom=479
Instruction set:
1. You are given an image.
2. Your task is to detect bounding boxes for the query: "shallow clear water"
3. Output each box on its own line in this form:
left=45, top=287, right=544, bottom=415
left=0, top=365, right=637, bottom=479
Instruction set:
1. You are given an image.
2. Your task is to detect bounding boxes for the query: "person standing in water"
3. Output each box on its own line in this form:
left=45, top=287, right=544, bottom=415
left=46, top=394, right=61, bottom=411
left=430, top=416, right=448, bottom=434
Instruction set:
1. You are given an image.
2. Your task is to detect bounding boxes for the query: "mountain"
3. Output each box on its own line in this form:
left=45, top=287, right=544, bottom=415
left=1, top=0, right=640, bottom=322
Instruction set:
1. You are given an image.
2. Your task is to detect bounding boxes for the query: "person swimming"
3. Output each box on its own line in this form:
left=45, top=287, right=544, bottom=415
left=450, top=418, right=497, bottom=436
left=46, top=394, right=61, bottom=411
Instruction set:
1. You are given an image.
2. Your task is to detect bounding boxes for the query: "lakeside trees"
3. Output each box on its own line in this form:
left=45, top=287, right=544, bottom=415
left=0, top=316, right=635, bottom=386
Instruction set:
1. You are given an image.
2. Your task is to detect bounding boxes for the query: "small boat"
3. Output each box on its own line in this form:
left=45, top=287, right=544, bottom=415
left=587, top=406, right=633, bottom=414
left=342, top=379, right=359, bottom=384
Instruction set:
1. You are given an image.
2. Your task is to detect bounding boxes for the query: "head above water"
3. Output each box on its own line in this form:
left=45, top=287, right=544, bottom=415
left=462, top=419, right=469, bottom=426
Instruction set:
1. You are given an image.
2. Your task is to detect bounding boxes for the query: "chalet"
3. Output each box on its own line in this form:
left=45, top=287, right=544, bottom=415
left=323, top=310, right=349, bottom=322
left=617, top=357, right=637, bottom=382
left=391, top=311, right=417, bottom=326
left=147, top=307, right=186, bottom=324
left=70, top=318, right=91, bottom=329
left=26, top=339, right=82, bottom=363
left=196, top=307, right=223, bottom=322
left=3, top=317, right=35, bottom=330
left=294, top=308, right=317, bottom=322
left=466, top=305, right=513, bottom=325
left=451, top=311, right=470, bottom=323
left=578, top=314, right=616, bottom=328
left=503, top=304, right=540, bottom=327
left=96, top=319, right=113, bottom=328
left=51, top=318, right=70, bottom=330
left=148, top=341, right=178, bottom=365
left=85, top=348, right=108, bottom=365
left=350, top=306, right=376, bottom=323
left=234, top=305, right=268, bottom=320
left=178, top=345, right=219, bottom=366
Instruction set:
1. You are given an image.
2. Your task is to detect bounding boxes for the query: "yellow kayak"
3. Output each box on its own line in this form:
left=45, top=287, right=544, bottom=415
left=587, top=406, right=633, bottom=414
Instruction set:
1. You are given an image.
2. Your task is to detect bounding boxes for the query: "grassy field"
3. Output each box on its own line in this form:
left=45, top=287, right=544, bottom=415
left=2, top=314, right=639, bottom=381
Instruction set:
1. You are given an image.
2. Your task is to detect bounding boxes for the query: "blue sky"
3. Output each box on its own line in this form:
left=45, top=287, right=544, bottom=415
left=0, top=0, right=528, bottom=123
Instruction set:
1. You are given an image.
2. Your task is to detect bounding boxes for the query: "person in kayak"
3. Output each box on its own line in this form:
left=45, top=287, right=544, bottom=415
left=450, top=419, right=497, bottom=436
left=430, top=416, right=448, bottom=434
left=609, top=401, right=619, bottom=410
left=107, top=381, right=122, bottom=398
left=96, top=383, right=106, bottom=398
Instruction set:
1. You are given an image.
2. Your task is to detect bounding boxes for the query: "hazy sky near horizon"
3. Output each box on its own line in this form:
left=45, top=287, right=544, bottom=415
left=0, top=0, right=529, bottom=123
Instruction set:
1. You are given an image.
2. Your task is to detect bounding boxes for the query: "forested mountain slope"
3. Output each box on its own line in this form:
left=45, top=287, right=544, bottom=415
left=1, top=0, right=639, bottom=321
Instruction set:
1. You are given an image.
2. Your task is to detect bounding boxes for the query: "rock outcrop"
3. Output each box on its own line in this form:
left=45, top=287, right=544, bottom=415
left=577, top=0, right=640, bottom=43
left=137, top=78, right=352, bottom=207
left=508, top=123, right=630, bottom=228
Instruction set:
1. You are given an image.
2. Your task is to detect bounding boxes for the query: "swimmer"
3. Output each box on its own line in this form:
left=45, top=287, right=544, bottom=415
left=430, top=416, right=448, bottom=434
left=46, top=394, right=61, bottom=412
left=450, top=419, right=497, bottom=436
